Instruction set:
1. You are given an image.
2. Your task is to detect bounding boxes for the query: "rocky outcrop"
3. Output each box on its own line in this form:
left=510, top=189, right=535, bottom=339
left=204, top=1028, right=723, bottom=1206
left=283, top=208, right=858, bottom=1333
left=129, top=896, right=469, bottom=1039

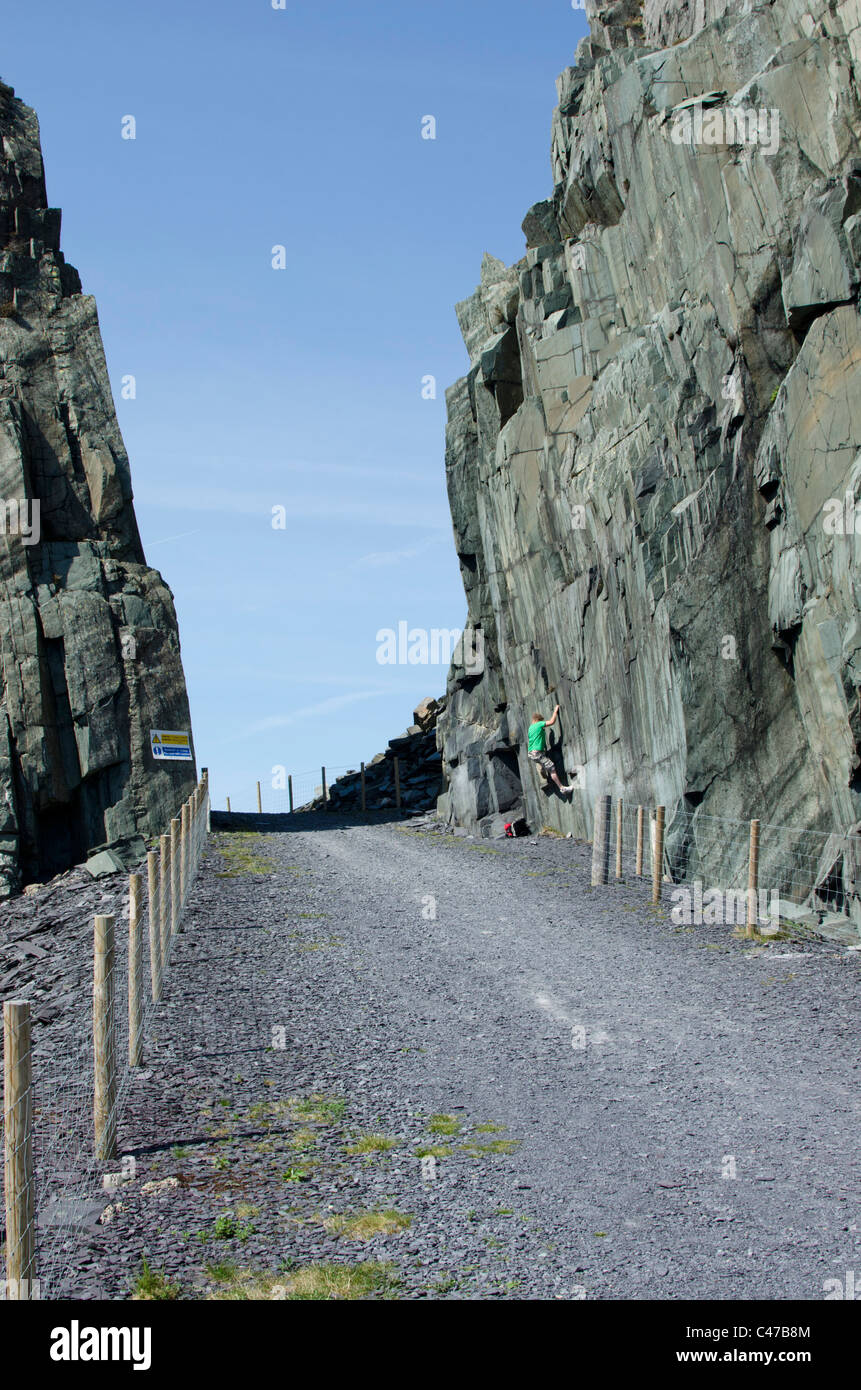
left=0, top=83, right=195, bottom=894
left=306, top=696, right=445, bottom=814
left=438, top=0, right=861, bottom=881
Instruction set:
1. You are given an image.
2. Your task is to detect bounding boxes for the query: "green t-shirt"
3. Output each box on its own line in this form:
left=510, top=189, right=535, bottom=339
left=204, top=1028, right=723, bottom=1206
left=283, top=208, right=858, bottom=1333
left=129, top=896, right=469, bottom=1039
left=528, top=720, right=546, bottom=753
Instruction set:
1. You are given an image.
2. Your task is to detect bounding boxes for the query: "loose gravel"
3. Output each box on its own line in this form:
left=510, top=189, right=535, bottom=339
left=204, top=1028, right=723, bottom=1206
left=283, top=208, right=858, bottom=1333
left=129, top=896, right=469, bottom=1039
left=12, top=814, right=861, bottom=1300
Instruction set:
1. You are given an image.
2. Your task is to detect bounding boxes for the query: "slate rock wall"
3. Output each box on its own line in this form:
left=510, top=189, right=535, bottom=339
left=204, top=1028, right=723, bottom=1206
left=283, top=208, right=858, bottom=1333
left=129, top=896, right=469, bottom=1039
left=437, top=0, right=861, bottom=872
left=0, top=83, right=195, bottom=893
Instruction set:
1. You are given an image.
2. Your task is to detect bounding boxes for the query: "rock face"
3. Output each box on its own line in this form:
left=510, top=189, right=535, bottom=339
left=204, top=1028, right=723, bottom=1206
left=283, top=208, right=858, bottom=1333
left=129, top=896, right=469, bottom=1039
left=307, top=697, right=445, bottom=814
left=438, top=0, right=861, bottom=884
left=0, top=83, right=195, bottom=894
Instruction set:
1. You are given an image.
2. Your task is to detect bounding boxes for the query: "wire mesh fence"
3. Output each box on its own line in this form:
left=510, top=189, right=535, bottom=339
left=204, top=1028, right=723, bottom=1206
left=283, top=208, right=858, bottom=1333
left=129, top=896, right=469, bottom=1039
left=218, top=766, right=365, bottom=815
left=1, top=772, right=210, bottom=1300
left=591, top=793, right=861, bottom=936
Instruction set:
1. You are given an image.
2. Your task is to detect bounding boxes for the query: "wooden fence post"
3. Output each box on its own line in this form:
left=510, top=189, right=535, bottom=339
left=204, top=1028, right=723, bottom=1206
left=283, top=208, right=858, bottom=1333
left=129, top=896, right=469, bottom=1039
left=170, top=817, right=180, bottom=937
left=128, top=874, right=143, bottom=1067
left=93, top=914, right=117, bottom=1161
left=635, top=805, right=644, bottom=877
left=360, top=762, right=366, bottom=814
left=394, top=757, right=401, bottom=810
left=615, top=798, right=623, bottom=880
left=147, top=850, right=162, bottom=1002
left=590, top=793, right=612, bottom=886
left=321, top=767, right=328, bottom=808
left=159, top=832, right=170, bottom=970
left=652, top=806, right=666, bottom=905
left=746, top=818, right=760, bottom=937
left=180, top=802, right=189, bottom=906
left=256, top=780, right=262, bottom=813
left=226, top=796, right=231, bottom=812
left=3, top=1000, right=35, bottom=1298
left=288, top=775, right=294, bottom=814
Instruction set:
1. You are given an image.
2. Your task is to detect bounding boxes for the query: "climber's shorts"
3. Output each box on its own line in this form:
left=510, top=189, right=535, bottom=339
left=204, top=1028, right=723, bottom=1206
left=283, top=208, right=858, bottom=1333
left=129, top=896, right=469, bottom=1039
left=528, top=750, right=555, bottom=777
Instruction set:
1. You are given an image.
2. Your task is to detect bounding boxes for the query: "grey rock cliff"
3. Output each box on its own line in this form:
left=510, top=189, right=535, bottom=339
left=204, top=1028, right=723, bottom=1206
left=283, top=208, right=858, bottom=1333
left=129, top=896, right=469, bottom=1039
left=438, top=0, right=861, bottom=880
left=0, top=82, right=195, bottom=894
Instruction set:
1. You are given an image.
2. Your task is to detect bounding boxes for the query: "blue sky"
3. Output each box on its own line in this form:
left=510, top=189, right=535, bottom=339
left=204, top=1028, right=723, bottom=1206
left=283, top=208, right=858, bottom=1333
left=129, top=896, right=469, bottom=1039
left=3, top=0, right=588, bottom=810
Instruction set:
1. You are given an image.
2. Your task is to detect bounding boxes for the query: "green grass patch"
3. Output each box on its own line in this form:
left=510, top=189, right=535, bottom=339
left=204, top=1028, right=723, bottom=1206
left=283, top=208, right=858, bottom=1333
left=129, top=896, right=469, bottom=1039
left=461, top=1139, right=520, bottom=1156
left=213, top=1209, right=258, bottom=1242
left=214, top=833, right=275, bottom=877
left=427, top=1113, right=461, bottom=1136
left=324, top=1208, right=412, bottom=1241
left=293, top=1094, right=346, bottom=1124
left=207, top=1261, right=398, bottom=1301
left=346, top=1133, right=397, bottom=1156
left=130, top=1257, right=181, bottom=1301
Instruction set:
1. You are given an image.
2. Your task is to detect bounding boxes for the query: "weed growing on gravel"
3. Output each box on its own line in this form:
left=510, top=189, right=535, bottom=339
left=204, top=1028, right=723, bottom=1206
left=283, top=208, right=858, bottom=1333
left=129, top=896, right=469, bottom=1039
left=247, top=1100, right=290, bottom=1123
left=461, top=1139, right=520, bottom=1155
left=431, top=1274, right=459, bottom=1293
left=346, top=1133, right=397, bottom=1156
left=213, top=1209, right=257, bottom=1242
left=324, top=1208, right=412, bottom=1240
left=212, top=1154, right=230, bottom=1171
left=475, top=1123, right=505, bottom=1134
left=281, top=1166, right=312, bottom=1182
left=290, top=1128, right=317, bottom=1149
left=294, top=1095, right=346, bottom=1124
left=215, top=834, right=276, bottom=878
left=130, top=1258, right=181, bottom=1301
left=415, top=1144, right=451, bottom=1158
left=427, top=1114, right=461, bottom=1136
left=207, top=1262, right=399, bottom=1301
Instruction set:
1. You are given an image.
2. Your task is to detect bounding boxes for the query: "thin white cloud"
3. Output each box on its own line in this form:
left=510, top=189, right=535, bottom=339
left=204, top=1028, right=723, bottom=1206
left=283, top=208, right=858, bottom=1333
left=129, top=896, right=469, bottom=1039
left=147, top=528, right=202, bottom=548
left=242, top=689, right=389, bottom=737
left=351, top=532, right=446, bottom=570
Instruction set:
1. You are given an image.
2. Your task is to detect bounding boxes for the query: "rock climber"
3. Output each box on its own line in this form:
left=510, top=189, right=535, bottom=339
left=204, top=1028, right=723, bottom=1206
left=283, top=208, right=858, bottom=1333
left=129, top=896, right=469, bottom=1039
left=527, top=706, right=579, bottom=795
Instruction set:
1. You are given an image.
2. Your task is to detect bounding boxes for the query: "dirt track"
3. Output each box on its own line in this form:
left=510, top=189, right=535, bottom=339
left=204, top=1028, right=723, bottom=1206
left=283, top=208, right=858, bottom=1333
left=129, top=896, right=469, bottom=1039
left=66, top=814, right=861, bottom=1300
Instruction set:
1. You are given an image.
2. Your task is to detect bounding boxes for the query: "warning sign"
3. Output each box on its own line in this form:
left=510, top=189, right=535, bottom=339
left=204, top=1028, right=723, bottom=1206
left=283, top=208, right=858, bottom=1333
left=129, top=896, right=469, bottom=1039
left=150, top=730, right=193, bottom=762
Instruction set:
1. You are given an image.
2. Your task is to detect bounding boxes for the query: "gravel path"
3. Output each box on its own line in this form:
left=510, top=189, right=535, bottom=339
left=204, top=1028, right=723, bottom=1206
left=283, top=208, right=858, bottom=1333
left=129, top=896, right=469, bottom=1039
left=66, top=815, right=860, bottom=1300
